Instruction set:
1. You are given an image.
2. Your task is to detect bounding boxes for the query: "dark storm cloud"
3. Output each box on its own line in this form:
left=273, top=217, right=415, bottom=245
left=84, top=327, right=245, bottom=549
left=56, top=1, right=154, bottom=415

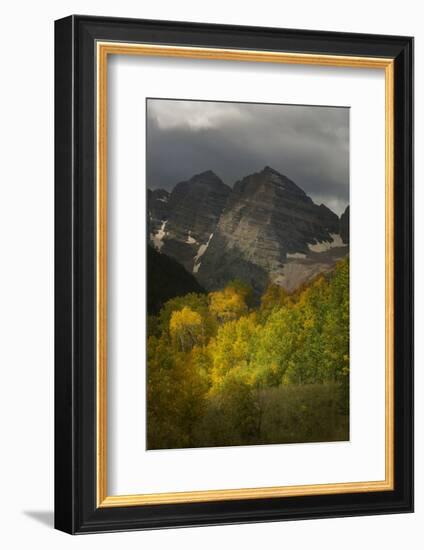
left=146, top=99, right=349, bottom=215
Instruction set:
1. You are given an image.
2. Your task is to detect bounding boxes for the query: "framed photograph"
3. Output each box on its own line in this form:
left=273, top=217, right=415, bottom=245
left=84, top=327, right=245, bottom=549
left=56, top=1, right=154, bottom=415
left=54, top=15, right=413, bottom=534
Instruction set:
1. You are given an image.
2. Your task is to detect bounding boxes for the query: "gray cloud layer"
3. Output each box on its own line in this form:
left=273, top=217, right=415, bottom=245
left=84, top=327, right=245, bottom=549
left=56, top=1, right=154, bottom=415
left=146, top=99, right=349, bottom=215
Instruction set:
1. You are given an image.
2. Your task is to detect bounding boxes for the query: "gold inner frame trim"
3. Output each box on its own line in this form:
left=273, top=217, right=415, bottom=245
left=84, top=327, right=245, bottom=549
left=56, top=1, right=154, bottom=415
left=96, top=41, right=395, bottom=508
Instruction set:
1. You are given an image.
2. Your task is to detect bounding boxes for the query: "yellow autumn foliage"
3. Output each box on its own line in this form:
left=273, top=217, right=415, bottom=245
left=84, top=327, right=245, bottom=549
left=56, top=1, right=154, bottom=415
left=169, top=306, right=202, bottom=351
left=209, top=286, right=248, bottom=322
left=147, top=258, right=350, bottom=449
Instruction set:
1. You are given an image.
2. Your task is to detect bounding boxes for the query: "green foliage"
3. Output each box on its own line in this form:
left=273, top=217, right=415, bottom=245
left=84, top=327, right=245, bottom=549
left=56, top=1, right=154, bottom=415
left=260, top=283, right=290, bottom=315
left=208, top=314, right=258, bottom=383
left=195, top=383, right=349, bottom=447
left=155, top=292, right=217, bottom=341
left=147, top=336, right=209, bottom=449
left=197, top=370, right=261, bottom=446
left=146, top=258, right=350, bottom=449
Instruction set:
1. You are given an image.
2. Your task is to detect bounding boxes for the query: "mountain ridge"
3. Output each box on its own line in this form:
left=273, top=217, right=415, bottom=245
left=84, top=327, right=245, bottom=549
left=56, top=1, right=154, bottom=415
left=148, top=166, right=349, bottom=294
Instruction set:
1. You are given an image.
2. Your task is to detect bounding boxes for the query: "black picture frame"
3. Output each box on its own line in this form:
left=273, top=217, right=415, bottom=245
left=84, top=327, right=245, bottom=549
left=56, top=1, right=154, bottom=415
left=55, top=14, right=413, bottom=534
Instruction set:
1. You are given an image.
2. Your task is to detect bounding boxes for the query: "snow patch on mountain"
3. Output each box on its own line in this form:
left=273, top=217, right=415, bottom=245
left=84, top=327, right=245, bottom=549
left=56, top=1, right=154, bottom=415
left=308, top=233, right=347, bottom=253
left=186, top=231, right=198, bottom=245
left=150, top=220, right=168, bottom=251
left=193, top=233, right=214, bottom=273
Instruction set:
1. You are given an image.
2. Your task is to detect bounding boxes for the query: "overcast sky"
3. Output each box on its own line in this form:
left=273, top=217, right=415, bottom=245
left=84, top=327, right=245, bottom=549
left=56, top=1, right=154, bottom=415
left=146, top=99, right=349, bottom=216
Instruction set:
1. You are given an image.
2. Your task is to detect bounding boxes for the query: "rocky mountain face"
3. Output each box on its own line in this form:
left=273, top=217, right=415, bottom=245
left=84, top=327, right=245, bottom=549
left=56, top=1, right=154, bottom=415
left=339, top=205, right=350, bottom=244
left=148, top=166, right=349, bottom=295
left=148, top=188, right=170, bottom=233
left=148, top=170, right=231, bottom=272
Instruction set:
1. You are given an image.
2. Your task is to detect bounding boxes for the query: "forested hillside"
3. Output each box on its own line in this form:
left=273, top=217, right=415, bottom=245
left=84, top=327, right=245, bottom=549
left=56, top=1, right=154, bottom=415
left=147, top=245, right=205, bottom=315
left=147, top=257, right=349, bottom=449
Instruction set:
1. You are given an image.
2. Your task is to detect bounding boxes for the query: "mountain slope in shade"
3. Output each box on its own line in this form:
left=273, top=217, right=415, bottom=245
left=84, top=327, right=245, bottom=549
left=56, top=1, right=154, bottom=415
left=149, top=170, right=231, bottom=273
left=317, top=203, right=340, bottom=234
left=340, top=205, right=350, bottom=244
left=148, top=188, right=170, bottom=233
left=197, top=166, right=348, bottom=293
left=147, top=245, right=205, bottom=315
left=148, top=166, right=349, bottom=295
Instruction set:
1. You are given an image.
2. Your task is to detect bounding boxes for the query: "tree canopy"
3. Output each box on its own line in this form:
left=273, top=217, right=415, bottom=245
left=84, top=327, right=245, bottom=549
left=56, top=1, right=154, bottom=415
left=147, top=258, right=350, bottom=449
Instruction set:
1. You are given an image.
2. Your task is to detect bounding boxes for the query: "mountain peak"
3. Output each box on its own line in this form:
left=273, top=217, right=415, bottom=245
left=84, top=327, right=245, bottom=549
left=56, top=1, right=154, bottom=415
left=262, top=165, right=279, bottom=174
left=340, top=205, right=350, bottom=244
left=257, top=166, right=311, bottom=200
left=170, top=170, right=230, bottom=197
left=260, top=166, right=295, bottom=186
left=181, top=170, right=231, bottom=191
left=190, top=169, right=220, bottom=181
left=148, top=166, right=350, bottom=296
left=318, top=203, right=337, bottom=216
left=233, top=166, right=306, bottom=198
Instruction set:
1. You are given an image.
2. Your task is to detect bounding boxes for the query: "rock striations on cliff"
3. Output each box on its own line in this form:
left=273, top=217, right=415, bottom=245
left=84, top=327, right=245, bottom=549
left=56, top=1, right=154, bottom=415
left=148, top=166, right=349, bottom=295
left=149, top=170, right=231, bottom=273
